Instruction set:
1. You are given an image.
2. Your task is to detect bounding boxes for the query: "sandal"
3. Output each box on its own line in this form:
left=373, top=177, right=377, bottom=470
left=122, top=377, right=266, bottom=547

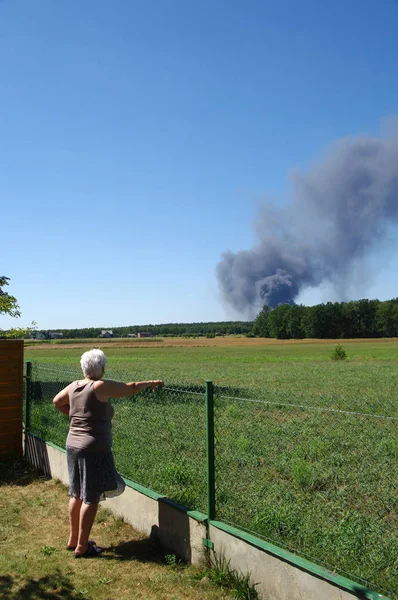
left=74, top=541, right=103, bottom=558
left=66, top=539, right=96, bottom=551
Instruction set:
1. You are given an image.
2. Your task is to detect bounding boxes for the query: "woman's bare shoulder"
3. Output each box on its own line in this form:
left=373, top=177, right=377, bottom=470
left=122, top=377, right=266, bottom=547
left=94, top=379, right=119, bottom=388
left=93, top=379, right=131, bottom=400
left=93, top=380, right=110, bottom=402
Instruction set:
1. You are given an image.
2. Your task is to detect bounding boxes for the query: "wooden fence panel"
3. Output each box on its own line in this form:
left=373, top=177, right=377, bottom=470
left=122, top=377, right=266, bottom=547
left=0, top=340, right=24, bottom=455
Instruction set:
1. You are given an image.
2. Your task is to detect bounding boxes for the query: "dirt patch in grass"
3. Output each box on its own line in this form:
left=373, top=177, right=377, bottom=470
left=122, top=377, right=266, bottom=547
left=0, top=461, right=231, bottom=600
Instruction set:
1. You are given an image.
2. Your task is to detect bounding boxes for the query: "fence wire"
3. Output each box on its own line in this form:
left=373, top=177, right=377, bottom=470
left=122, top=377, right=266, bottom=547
left=27, top=362, right=207, bottom=512
left=26, top=362, right=397, bottom=598
left=213, top=384, right=397, bottom=598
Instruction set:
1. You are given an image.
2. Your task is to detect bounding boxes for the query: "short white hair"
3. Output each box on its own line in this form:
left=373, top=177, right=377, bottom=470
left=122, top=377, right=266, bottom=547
left=80, top=349, right=106, bottom=379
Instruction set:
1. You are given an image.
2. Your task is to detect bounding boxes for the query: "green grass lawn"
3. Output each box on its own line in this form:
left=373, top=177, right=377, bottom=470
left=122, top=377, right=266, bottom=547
left=0, top=459, right=234, bottom=600
left=25, top=338, right=398, bottom=598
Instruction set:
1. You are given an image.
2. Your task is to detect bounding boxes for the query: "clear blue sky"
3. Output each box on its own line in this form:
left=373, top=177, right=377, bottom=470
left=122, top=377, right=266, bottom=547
left=2, top=0, right=398, bottom=329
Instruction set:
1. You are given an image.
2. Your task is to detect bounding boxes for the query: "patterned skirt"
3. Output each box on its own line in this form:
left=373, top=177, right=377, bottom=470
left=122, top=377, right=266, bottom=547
left=66, top=446, right=126, bottom=504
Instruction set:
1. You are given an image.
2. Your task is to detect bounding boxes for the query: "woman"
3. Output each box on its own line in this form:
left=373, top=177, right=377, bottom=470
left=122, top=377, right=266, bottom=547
left=53, top=348, right=163, bottom=558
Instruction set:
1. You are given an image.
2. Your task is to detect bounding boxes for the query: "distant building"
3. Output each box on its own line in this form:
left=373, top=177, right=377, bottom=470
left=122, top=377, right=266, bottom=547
left=49, top=332, right=63, bottom=339
left=137, top=332, right=153, bottom=338
left=127, top=333, right=137, bottom=338
left=30, top=332, right=47, bottom=340
left=101, top=330, right=113, bottom=338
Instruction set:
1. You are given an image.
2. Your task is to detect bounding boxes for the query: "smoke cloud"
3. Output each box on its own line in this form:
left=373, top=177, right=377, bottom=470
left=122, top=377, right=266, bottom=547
left=217, top=127, right=398, bottom=316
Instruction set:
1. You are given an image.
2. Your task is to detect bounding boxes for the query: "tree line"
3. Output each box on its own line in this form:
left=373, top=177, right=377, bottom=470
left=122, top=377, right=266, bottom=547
left=29, top=321, right=254, bottom=339
left=4, top=275, right=398, bottom=340
left=253, top=298, right=398, bottom=339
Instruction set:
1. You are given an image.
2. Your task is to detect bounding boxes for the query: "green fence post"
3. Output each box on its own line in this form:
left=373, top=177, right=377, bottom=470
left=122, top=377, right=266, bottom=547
left=24, top=361, right=32, bottom=454
left=206, top=380, right=215, bottom=521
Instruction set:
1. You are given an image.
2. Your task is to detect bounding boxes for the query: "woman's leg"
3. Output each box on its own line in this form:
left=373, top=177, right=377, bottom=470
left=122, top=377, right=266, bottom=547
left=68, top=496, right=82, bottom=547
left=75, top=503, right=98, bottom=555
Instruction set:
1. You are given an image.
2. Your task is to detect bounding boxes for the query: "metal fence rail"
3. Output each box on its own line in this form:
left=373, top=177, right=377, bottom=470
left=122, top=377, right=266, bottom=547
left=25, top=361, right=397, bottom=598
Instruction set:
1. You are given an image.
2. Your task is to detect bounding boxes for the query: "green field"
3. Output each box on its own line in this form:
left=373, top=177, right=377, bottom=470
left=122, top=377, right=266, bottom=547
left=25, top=338, right=398, bottom=598
left=25, top=336, right=398, bottom=394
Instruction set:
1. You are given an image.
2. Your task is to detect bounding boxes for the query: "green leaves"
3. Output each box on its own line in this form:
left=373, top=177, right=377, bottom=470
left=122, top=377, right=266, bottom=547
left=0, top=276, right=21, bottom=318
left=331, top=344, right=347, bottom=361
left=253, top=297, right=398, bottom=339
left=40, top=546, right=59, bottom=557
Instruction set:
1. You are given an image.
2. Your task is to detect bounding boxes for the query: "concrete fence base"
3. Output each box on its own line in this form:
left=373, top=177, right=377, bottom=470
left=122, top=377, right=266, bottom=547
left=209, top=524, right=376, bottom=600
left=24, top=434, right=388, bottom=600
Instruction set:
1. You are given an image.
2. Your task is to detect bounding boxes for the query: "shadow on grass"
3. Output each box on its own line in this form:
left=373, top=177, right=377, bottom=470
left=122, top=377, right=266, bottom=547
left=101, top=501, right=192, bottom=566
left=0, top=571, right=82, bottom=599
left=0, top=456, right=47, bottom=487
left=102, top=537, right=170, bottom=564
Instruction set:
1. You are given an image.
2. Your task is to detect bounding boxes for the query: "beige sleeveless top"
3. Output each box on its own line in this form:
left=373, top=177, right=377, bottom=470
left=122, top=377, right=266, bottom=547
left=66, top=380, right=113, bottom=452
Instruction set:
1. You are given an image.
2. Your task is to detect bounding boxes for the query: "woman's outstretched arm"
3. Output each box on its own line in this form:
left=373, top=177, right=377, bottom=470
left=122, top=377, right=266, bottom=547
left=94, top=379, right=164, bottom=401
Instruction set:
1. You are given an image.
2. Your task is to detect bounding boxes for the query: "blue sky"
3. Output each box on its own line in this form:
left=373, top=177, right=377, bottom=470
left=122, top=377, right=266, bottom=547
left=2, top=0, right=398, bottom=329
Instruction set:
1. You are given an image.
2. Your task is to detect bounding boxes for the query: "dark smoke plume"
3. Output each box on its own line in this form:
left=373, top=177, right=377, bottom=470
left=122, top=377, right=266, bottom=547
left=217, top=128, right=398, bottom=316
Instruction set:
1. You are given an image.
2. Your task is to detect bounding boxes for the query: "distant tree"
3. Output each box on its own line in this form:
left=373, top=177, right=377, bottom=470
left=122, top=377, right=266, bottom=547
left=323, top=302, right=343, bottom=338
left=301, top=304, right=331, bottom=338
left=300, top=306, right=316, bottom=338
left=267, top=304, right=291, bottom=339
left=340, top=300, right=374, bottom=338
left=376, top=299, right=398, bottom=337
left=254, top=297, right=398, bottom=340
left=0, top=276, right=21, bottom=317
left=357, top=298, right=380, bottom=337
left=0, top=276, right=37, bottom=339
left=253, top=305, right=271, bottom=337
left=314, top=304, right=333, bottom=338
left=285, top=304, right=305, bottom=339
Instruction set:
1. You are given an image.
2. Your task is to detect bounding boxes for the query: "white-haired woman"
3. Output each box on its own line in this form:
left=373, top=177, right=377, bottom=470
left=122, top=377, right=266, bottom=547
left=53, top=348, right=163, bottom=558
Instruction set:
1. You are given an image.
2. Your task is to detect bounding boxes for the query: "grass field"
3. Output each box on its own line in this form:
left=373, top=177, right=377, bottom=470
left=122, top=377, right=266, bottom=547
left=25, top=336, right=398, bottom=395
left=0, top=459, right=235, bottom=600
left=25, top=337, right=398, bottom=598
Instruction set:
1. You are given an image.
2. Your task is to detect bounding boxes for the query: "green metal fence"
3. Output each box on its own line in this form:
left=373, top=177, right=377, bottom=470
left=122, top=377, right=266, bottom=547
left=26, top=361, right=208, bottom=512
left=25, top=361, right=397, bottom=599
left=212, top=384, right=397, bottom=598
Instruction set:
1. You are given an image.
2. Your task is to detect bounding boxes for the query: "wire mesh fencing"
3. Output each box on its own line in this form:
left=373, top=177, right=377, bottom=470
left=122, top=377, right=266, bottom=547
left=26, top=361, right=207, bottom=513
left=25, top=361, right=397, bottom=598
left=111, top=379, right=207, bottom=512
left=213, top=384, right=398, bottom=598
